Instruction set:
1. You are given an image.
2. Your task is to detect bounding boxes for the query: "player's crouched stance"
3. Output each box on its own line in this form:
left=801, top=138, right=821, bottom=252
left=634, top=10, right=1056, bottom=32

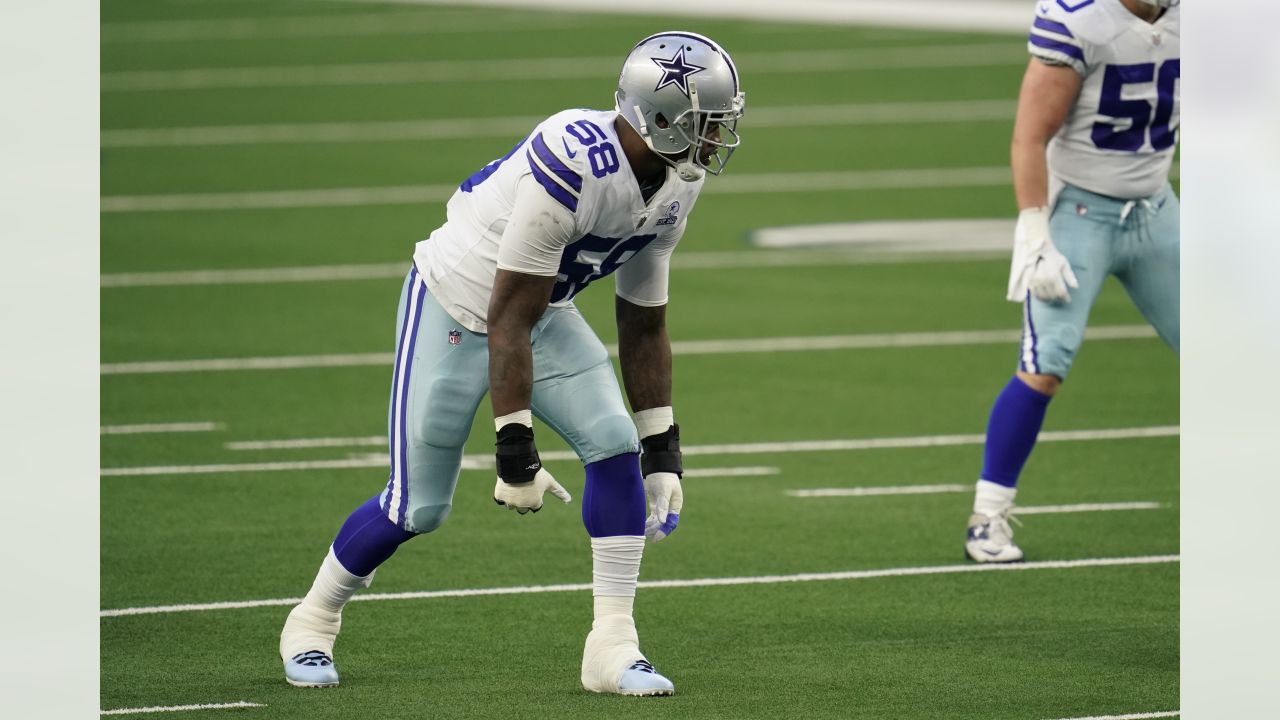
left=965, top=0, right=1179, bottom=563
left=279, top=31, right=745, bottom=696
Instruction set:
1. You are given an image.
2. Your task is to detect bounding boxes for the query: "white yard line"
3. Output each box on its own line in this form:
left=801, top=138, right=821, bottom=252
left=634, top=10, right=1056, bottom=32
left=105, top=426, right=1177, bottom=478
left=100, top=44, right=1023, bottom=92
left=100, top=166, right=1013, bottom=213
left=1013, top=502, right=1164, bottom=515
left=684, top=466, right=778, bottom=478
left=100, top=555, right=1178, bottom=618
left=788, top=484, right=970, bottom=497
left=683, top=425, right=1177, bottom=457
left=101, top=701, right=264, bottom=716
left=101, top=325, right=1157, bottom=376
left=1044, top=707, right=1172, bottom=712
left=101, top=100, right=1014, bottom=148
left=333, top=0, right=1030, bottom=34
left=102, top=263, right=410, bottom=288
left=787, top=489, right=1165, bottom=515
left=102, top=11, right=596, bottom=43
left=101, top=246, right=1007, bottom=289
left=750, top=218, right=1013, bottom=250
left=102, top=457, right=385, bottom=477
left=101, top=422, right=221, bottom=435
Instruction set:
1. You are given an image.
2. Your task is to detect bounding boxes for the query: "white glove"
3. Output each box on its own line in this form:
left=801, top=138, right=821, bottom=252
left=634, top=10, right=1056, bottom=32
left=1006, top=206, right=1079, bottom=304
left=643, top=471, right=683, bottom=542
left=493, top=468, right=571, bottom=514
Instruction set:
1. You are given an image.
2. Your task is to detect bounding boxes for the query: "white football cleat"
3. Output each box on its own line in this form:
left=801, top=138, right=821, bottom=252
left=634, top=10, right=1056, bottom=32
left=965, top=510, right=1024, bottom=563
left=618, top=659, right=675, bottom=696
left=284, top=650, right=339, bottom=688
left=280, top=603, right=342, bottom=688
left=582, top=614, right=675, bottom=696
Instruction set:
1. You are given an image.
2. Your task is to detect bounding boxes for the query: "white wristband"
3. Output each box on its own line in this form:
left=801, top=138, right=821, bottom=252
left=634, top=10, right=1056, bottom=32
left=633, top=406, right=675, bottom=440
left=495, top=409, right=533, bottom=432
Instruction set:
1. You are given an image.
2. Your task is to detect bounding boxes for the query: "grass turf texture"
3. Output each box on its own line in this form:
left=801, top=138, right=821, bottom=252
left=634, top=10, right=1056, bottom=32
left=101, top=1, right=1179, bottom=717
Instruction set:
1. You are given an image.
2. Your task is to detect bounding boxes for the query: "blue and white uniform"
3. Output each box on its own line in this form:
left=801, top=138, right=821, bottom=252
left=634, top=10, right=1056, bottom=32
left=1020, top=0, right=1180, bottom=377
left=383, top=109, right=699, bottom=532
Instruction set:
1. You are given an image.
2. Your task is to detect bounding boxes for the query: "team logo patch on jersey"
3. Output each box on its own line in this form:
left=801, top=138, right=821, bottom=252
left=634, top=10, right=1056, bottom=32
left=448, top=329, right=463, bottom=346
left=656, top=201, right=681, bottom=226
left=652, top=47, right=706, bottom=98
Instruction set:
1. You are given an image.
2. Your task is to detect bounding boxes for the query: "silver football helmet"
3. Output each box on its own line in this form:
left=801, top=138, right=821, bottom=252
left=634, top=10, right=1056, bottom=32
left=615, top=32, right=745, bottom=182
left=1136, top=0, right=1178, bottom=7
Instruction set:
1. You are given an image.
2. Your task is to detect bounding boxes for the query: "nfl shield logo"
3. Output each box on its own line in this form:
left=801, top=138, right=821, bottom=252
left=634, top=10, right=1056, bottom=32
left=448, top=329, right=462, bottom=346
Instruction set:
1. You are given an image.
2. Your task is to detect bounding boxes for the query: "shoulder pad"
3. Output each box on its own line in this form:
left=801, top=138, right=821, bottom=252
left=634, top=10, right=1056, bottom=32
left=525, top=125, right=590, bottom=213
left=1028, top=2, right=1103, bottom=72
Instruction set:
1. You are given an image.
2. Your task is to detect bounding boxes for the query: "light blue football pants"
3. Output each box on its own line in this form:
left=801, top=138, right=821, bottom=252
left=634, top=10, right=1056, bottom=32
left=1019, top=182, right=1180, bottom=379
left=377, top=268, right=639, bottom=533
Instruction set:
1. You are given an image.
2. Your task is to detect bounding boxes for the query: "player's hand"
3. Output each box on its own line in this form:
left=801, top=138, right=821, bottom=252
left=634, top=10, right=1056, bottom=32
left=493, top=468, right=571, bottom=514
left=1007, top=206, right=1079, bottom=304
left=643, top=471, right=683, bottom=542
left=493, top=422, right=571, bottom=514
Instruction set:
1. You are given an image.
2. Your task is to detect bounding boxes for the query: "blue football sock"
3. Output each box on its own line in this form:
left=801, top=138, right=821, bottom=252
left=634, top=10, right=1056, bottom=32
left=980, top=376, right=1054, bottom=488
left=582, top=453, right=646, bottom=538
left=331, top=495, right=416, bottom=577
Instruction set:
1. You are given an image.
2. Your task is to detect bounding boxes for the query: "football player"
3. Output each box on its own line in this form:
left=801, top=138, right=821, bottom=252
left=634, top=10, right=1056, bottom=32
left=279, top=32, right=744, bottom=695
left=965, top=0, right=1180, bottom=562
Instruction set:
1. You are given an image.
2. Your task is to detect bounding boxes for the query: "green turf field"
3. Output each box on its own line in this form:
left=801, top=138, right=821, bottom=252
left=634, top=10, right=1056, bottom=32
left=101, top=1, right=1179, bottom=718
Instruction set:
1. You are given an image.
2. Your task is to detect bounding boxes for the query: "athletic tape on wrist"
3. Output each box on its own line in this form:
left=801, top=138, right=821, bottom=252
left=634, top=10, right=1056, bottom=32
left=495, top=423, right=541, bottom=484
left=639, top=423, right=682, bottom=477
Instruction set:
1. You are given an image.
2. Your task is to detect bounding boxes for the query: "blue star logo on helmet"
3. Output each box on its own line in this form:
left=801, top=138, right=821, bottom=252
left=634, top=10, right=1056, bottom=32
left=651, top=47, right=706, bottom=98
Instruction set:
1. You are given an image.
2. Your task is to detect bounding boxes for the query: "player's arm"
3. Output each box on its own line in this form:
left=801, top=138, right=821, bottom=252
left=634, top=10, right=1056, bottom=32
left=616, top=298, right=671, bottom=412
left=1006, top=57, right=1084, bottom=304
left=1011, top=58, right=1081, bottom=210
left=615, top=232, right=682, bottom=542
left=487, top=173, right=577, bottom=514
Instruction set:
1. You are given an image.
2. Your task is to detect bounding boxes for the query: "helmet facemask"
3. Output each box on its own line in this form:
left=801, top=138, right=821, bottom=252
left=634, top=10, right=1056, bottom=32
left=669, top=82, right=745, bottom=180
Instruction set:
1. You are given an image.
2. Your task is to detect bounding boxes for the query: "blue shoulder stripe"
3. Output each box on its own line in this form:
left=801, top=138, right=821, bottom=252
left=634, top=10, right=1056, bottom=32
left=530, top=133, right=582, bottom=193
left=1032, top=16, right=1074, bottom=38
left=1028, top=34, right=1084, bottom=63
left=526, top=150, right=578, bottom=212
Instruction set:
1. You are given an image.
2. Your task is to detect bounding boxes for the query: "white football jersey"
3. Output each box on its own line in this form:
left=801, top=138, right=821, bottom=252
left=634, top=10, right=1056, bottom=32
left=413, top=108, right=700, bottom=334
left=1027, top=0, right=1180, bottom=199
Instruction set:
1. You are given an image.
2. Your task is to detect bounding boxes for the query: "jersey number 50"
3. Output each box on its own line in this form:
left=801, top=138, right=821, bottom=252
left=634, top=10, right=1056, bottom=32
left=1092, top=59, right=1180, bottom=152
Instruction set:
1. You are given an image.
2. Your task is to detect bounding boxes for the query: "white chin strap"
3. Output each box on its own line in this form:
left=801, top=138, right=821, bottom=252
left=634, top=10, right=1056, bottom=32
left=675, top=82, right=705, bottom=182
left=674, top=161, right=704, bottom=182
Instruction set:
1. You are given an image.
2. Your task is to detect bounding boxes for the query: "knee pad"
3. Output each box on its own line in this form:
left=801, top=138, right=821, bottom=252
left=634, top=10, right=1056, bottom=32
left=408, top=503, right=453, bottom=534
left=579, top=414, right=640, bottom=465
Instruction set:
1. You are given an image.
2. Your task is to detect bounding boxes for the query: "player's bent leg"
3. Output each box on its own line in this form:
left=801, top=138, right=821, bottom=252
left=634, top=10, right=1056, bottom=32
left=280, top=496, right=416, bottom=687
left=580, top=456, right=673, bottom=696
left=530, top=306, right=674, bottom=695
left=281, top=272, right=485, bottom=688
left=965, top=376, right=1053, bottom=564
left=967, top=191, right=1111, bottom=562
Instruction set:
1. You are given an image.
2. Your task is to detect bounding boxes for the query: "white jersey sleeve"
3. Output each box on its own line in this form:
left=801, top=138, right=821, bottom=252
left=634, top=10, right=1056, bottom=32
left=496, top=174, right=577, bottom=277
left=1027, top=2, right=1092, bottom=75
left=614, top=219, right=684, bottom=307
left=1027, top=1, right=1180, bottom=199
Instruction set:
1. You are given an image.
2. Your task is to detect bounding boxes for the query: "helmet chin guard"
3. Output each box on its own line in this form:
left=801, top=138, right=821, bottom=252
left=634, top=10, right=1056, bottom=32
left=615, top=32, right=745, bottom=182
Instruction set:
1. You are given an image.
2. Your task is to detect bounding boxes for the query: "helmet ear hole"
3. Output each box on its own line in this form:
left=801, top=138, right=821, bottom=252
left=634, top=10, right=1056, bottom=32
left=654, top=113, right=670, bottom=130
